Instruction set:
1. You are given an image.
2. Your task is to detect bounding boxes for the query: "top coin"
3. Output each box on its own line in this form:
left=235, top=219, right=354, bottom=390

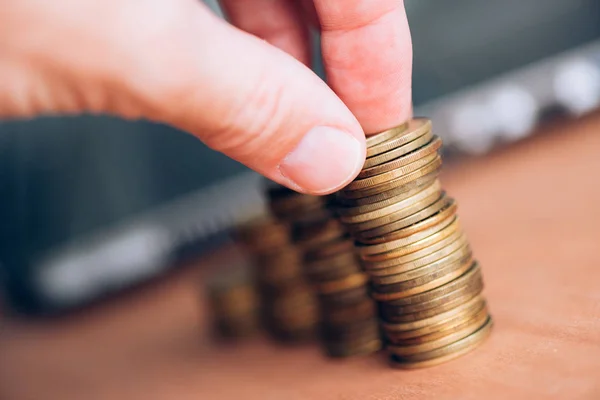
left=366, top=119, right=431, bottom=158
left=366, top=122, right=409, bottom=148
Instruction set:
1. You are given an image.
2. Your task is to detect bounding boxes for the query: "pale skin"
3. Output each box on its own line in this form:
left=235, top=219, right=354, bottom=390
left=1, top=0, right=412, bottom=195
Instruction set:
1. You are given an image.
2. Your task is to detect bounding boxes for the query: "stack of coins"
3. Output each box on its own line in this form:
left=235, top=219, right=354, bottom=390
left=236, top=217, right=319, bottom=342
left=266, top=185, right=381, bottom=358
left=206, top=266, right=260, bottom=340
left=334, top=118, right=492, bottom=368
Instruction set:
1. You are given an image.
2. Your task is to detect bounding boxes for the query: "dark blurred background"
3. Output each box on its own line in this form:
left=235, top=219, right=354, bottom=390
left=2, top=0, right=600, bottom=314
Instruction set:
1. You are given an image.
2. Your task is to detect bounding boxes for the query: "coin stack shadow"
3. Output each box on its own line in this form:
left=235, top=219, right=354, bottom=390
left=236, top=217, right=319, bottom=343
left=334, top=118, right=493, bottom=368
left=206, top=266, right=261, bottom=340
left=266, top=185, right=381, bottom=358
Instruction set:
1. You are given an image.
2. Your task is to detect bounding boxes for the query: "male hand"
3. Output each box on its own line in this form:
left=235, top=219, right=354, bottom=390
left=1, top=0, right=412, bottom=194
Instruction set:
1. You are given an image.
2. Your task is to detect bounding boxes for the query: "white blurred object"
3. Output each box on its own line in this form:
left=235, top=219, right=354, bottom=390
left=554, top=59, right=600, bottom=115
left=488, top=85, right=538, bottom=141
left=450, top=103, right=498, bottom=154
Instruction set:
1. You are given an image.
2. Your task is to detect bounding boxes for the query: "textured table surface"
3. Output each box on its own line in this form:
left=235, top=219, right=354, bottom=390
left=2, top=115, right=600, bottom=400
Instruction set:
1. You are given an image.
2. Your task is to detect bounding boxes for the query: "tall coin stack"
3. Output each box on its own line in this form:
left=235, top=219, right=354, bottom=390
left=236, top=217, right=319, bottom=343
left=267, top=186, right=381, bottom=358
left=334, top=118, right=493, bottom=368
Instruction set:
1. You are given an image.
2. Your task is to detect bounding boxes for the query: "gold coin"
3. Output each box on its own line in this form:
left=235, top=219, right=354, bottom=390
left=304, top=237, right=354, bottom=260
left=345, top=191, right=442, bottom=233
left=341, top=157, right=442, bottom=199
left=380, top=279, right=482, bottom=322
left=268, top=193, right=325, bottom=215
left=358, top=214, right=457, bottom=257
left=371, top=254, right=472, bottom=293
left=372, top=251, right=472, bottom=287
left=336, top=179, right=436, bottom=217
left=337, top=172, right=439, bottom=206
left=388, top=311, right=488, bottom=356
left=383, top=262, right=481, bottom=307
left=359, top=136, right=442, bottom=178
left=358, top=198, right=456, bottom=243
left=389, top=317, right=493, bottom=369
left=380, top=269, right=482, bottom=316
left=304, top=251, right=359, bottom=275
left=362, top=231, right=468, bottom=272
left=371, top=259, right=475, bottom=301
left=347, top=153, right=439, bottom=191
left=384, top=298, right=486, bottom=341
left=316, top=273, right=369, bottom=294
left=365, top=229, right=463, bottom=274
left=323, top=298, right=377, bottom=324
left=340, top=180, right=441, bottom=224
left=364, top=131, right=435, bottom=169
left=365, top=122, right=409, bottom=147
left=381, top=295, right=482, bottom=332
left=356, top=196, right=454, bottom=243
left=326, top=338, right=383, bottom=358
left=395, top=305, right=488, bottom=345
left=366, top=118, right=431, bottom=157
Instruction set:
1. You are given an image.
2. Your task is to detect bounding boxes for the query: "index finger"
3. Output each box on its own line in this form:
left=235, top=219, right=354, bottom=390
left=312, top=0, right=412, bottom=134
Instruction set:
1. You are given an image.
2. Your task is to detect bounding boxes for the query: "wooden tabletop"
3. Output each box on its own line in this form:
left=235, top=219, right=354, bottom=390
left=2, top=115, right=600, bottom=400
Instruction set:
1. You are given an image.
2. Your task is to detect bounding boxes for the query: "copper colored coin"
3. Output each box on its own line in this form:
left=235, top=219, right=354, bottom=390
left=358, top=197, right=456, bottom=243
left=395, top=305, right=489, bottom=345
left=383, top=298, right=486, bottom=341
left=336, top=172, right=439, bottom=206
left=371, top=260, right=475, bottom=301
left=388, top=311, right=489, bottom=356
left=319, top=285, right=371, bottom=306
left=366, top=229, right=464, bottom=274
left=369, top=241, right=472, bottom=283
left=357, top=214, right=458, bottom=257
left=346, top=153, right=439, bottom=191
left=336, top=180, right=436, bottom=217
left=339, top=180, right=441, bottom=224
left=366, top=118, right=431, bottom=157
left=363, top=235, right=469, bottom=273
left=340, top=157, right=442, bottom=199
left=316, top=273, right=369, bottom=294
left=389, top=317, right=493, bottom=369
left=382, top=262, right=481, bottom=307
left=359, top=136, right=442, bottom=178
left=322, top=298, right=377, bottom=324
left=381, top=280, right=482, bottom=323
left=364, top=131, right=435, bottom=169
left=325, top=338, right=383, bottom=358
left=365, top=122, right=409, bottom=147
left=380, top=271, right=483, bottom=317
left=345, top=191, right=442, bottom=233
left=304, top=237, right=355, bottom=261
left=381, top=294, right=483, bottom=332
left=371, top=255, right=473, bottom=294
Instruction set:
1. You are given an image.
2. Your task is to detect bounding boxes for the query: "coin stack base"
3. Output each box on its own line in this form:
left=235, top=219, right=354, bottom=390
left=267, top=186, right=382, bottom=358
left=334, top=118, right=492, bottom=368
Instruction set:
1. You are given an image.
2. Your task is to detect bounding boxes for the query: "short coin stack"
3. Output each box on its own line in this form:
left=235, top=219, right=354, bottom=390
left=267, top=186, right=381, bottom=358
left=236, top=217, right=319, bottom=342
left=334, top=118, right=493, bottom=368
left=206, top=266, right=261, bottom=340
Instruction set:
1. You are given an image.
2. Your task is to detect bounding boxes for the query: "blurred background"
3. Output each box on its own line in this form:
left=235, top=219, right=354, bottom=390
left=2, top=0, right=600, bottom=315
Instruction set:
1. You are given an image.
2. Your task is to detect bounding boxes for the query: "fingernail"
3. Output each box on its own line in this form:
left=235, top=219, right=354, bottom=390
left=279, top=126, right=365, bottom=195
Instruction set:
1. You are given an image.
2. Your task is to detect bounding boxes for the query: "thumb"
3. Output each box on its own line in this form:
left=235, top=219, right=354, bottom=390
left=129, top=4, right=366, bottom=195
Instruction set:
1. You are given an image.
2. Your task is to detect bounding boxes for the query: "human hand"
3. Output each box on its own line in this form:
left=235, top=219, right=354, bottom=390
left=1, top=0, right=412, bottom=194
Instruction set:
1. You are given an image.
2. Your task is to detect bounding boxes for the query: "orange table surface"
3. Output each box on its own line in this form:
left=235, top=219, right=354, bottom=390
left=2, top=115, right=600, bottom=400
